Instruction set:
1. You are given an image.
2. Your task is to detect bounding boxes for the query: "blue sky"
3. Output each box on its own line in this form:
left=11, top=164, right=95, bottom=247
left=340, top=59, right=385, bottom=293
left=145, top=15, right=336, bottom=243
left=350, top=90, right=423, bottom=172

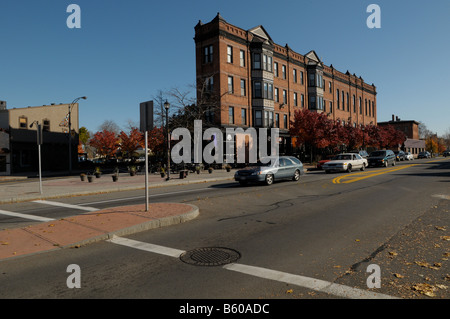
left=1, top=0, right=449, bottom=136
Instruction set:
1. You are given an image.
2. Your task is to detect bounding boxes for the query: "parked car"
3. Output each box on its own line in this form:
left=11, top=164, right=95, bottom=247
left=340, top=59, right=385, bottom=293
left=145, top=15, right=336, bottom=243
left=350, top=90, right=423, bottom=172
left=317, top=155, right=335, bottom=170
left=322, top=153, right=368, bottom=173
left=405, top=152, right=414, bottom=161
left=418, top=151, right=431, bottom=159
left=234, top=156, right=304, bottom=186
left=394, top=150, right=406, bottom=161
left=349, top=150, right=369, bottom=159
left=367, top=150, right=396, bottom=167
left=443, top=150, right=450, bottom=157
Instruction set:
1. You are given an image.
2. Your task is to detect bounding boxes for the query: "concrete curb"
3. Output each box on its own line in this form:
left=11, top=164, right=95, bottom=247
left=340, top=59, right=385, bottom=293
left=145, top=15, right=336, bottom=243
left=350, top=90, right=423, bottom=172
left=62, top=204, right=200, bottom=249
left=1, top=204, right=200, bottom=262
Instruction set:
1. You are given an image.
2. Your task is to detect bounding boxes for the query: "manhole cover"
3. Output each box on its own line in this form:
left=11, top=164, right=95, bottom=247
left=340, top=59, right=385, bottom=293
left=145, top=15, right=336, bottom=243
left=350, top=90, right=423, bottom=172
left=179, top=247, right=241, bottom=266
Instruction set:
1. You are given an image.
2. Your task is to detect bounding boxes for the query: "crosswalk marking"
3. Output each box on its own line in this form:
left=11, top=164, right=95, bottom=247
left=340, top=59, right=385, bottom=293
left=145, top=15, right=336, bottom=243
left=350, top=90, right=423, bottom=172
left=0, top=209, right=55, bottom=222
left=108, top=236, right=397, bottom=299
left=33, top=200, right=99, bottom=212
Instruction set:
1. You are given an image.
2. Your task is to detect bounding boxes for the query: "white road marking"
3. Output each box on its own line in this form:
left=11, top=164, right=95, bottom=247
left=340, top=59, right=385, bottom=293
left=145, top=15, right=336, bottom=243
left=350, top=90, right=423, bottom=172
left=432, top=194, right=450, bottom=200
left=223, top=263, right=397, bottom=299
left=79, top=188, right=215, bottom=206
left=0, top=209, right=55, bottom=222
left=107, top=236, right=185, bottom=258
left=33, top=200, right=99, bottom=212
left=107, top=236, right=397, bottom=299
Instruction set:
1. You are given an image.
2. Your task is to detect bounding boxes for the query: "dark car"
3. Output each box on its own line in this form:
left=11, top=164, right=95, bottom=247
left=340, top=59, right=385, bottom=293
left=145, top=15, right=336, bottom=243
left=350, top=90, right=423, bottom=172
left=349, top=150, right=369, bottom=159
left=367, top=150, right=396, bottom=167
left=234, top=156, right=304, bottom=186
left=443, top=150, right=450, bottom=157
left=418, top=151, right=431, bottom=159
left=393, top=150, right=406, bottom=161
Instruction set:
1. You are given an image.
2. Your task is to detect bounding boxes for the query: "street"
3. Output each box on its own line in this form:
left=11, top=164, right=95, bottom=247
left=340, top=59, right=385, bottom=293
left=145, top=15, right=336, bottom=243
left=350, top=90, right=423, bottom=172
left=0, top=158, right=449, bottom=301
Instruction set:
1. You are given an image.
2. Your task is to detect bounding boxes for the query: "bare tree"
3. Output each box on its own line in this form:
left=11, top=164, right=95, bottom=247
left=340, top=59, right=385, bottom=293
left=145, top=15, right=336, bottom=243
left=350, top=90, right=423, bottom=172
left=418, top=121, right=433, bottom=139
left=152, top=89, right=168, bottom=128
left=98, top=120, right=121, bottom=135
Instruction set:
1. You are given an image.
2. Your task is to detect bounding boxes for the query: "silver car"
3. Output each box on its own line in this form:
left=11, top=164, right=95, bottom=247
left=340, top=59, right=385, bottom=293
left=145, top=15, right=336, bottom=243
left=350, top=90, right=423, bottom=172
left=234, top=156, right=304, bottom=186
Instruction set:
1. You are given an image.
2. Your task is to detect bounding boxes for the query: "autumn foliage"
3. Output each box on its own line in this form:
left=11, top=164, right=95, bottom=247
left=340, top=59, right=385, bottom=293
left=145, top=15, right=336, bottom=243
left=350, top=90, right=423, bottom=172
left=89, top=130, right=119, bottom=159
left=290, top=109, right=406, bottom=158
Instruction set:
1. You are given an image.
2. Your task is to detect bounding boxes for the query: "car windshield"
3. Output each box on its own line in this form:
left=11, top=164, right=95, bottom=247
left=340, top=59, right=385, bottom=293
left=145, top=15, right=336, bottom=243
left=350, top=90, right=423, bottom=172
left=333, top=154, right=352, bottom=160
left=370, top=151, right=385, bottom=157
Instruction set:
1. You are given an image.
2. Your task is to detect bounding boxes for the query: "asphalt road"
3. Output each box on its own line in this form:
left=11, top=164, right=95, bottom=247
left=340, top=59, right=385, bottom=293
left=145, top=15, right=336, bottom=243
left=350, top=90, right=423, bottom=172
left=0, top=158, right=449, bottom=303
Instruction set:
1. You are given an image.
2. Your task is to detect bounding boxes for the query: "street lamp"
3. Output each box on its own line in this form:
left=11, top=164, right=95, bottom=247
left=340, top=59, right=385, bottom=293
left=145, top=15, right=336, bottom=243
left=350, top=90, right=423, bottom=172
left=68, top=96, right=87, bottom=174
left=30, top=121, right=43, bottom=194
left=164, top=100, right=170, bottom=181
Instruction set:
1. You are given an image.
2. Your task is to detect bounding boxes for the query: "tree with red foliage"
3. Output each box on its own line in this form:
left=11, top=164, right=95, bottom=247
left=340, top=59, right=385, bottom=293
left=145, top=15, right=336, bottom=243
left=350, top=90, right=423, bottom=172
left=89, top=130, right=119, bottom=159
left=118, top=128, right=144, bottom=159
left=290, top=109, right=332, bottom=149
left=147, top=126, right=165, bottom=156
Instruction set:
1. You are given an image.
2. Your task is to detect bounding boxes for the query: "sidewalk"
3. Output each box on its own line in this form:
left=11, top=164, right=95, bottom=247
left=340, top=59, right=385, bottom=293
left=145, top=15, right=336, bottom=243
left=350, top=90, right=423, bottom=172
left=0, top=169, right=239, bottom=204
left=0, top=202, right=199, bottom=261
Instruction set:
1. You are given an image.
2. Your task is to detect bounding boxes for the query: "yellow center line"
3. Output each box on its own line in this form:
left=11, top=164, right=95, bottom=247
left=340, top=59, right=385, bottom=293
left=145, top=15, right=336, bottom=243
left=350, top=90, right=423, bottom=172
left=333, top=164, right=418, bottom=184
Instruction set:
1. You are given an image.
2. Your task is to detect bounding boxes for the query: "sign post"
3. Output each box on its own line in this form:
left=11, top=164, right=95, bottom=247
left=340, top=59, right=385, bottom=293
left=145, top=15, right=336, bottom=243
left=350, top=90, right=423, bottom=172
left=140, top=101, right=154, bottom=212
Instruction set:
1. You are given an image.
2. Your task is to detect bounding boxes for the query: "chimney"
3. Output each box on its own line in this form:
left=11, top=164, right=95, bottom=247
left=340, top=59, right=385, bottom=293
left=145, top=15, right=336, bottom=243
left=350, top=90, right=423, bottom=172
left=396, top=116, right=399, bottom=121
left=392, top=114, right=395, bottom=121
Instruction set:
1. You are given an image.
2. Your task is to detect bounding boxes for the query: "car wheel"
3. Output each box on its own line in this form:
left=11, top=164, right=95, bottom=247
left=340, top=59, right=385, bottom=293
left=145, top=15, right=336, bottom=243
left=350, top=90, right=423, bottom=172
left=265, top=174, right=274, bottom=186
left=346, top=164, right=352, bottom=173
left=360, top=163, right=366, bottom=171
left=392, top=160, right=396, bottom=166
left=384, top=161, right=388, bottom=167
left=292, top=169, right=300, bottom=181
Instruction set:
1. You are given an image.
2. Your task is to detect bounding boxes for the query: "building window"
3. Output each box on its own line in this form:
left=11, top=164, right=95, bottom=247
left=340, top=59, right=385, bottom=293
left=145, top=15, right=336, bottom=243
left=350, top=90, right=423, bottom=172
left=284, top=114, right=288, bottom=129
left=301, top=94, right=304, bottom=108
left=329, top=82, right=332, bottom=93
left=336, top=89, right=340, bottom=110
left=43, top=119, right=50, bottom=132
left=372, top=101, right=375, bottom=117
left=253, top=53, right=261, bottom=69
left=205, top=110, right=215, bottom=123
left=240, top=50, right=245, bottom=67
left=240, top=79, right=246, bottom=96
left=275, top=113, right=280, bottom=128
left=342, top=91, right=345, bottom=109
left=274, top=88, right=279, bottom=102
left=19, top=116, right=27, bottom=129
left=353, top=95, right=356, bottom=113
left=294, top=92, right=298, bottom=106
left=274, top=62, right=278, bottom=77
left=263, top=82, right=273, bottom=100
left=282, top=65, right=286, bottom=79
left=228, top=76, right=234, bottom=94
left=255, top=110, right=262, bottom=127
left=263, top=54, right=272, bottom=71
left=309, top=73, right=315, bottom=86
left=293, top=69, right=297, bottom=83
left=229, top=106, right=234, bottom=124
left=205, top=76, right=214, bottom=92
left=330, top=101, right=333, bottom=113
left=269, top=112, right=274, bottom=127
left=368, top=100, right=371, bottom=116
left=309, top=96, right=316, bottom=109
left=365, top=99, right=368, bottom=115
left=227, top=46, right=233, bottom=63
left=203, top=45, right=213, bottom=63
left=301, top=71, right=304, bottom=85
left=346, top=93, right=349, bottom=111
left=359, top=97, right=362, bottom=114
left=241, top=108, right=247, bottom=126
left=283, top=90, right=287, bottom=104
left=254, top=81, right=262, bottom=98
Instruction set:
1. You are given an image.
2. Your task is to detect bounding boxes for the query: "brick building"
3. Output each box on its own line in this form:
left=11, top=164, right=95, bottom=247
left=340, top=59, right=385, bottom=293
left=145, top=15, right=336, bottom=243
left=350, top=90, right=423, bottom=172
left=194, top=13, right=377, bottom=156
left=378, top=115, right=425, bottom=157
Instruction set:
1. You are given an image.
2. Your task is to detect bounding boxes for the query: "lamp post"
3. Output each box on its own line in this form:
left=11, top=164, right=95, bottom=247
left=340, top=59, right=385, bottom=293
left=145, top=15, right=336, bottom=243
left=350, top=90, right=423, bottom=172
left=164, top=100, right=170, bottom=181
left=30, top=121, right=43, bottom=195
left=68, top=96, right=87, bottom=175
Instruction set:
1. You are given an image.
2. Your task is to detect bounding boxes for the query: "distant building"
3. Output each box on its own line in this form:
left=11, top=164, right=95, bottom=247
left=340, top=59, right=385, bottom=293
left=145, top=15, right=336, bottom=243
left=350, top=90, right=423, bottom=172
left=194, top=13, right=378, bottom=155
left=378, top=114, right=425, bottom=157
left=0, top=103, right=79, bottom=174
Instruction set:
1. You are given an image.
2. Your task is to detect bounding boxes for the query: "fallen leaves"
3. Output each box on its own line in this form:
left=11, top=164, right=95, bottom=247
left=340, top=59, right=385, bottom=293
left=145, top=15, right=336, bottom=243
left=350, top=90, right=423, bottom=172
left=440, top=236, right=450, bottom=241
left=412, top=283, right=448, bottom=297
left=415, top=261, right=442, bottom=270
